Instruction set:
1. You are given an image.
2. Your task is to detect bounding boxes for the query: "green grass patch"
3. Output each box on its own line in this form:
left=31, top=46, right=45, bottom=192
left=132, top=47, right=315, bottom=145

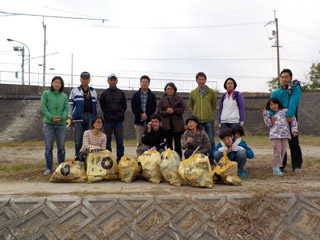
left=247, top=172, right=271, bottom=180
left=299, top=136, right=320, bottom=146
left=0, top=136, right=318, bottom=148
left=303, top=157, right=320, bottom=166
left=0, top=163, right=42, bottom=172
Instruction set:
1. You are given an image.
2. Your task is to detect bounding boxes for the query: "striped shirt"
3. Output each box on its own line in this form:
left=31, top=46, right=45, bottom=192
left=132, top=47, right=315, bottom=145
left=140, top=91, right=148, bottom=113
left=80, top=130, right=107, bottom=152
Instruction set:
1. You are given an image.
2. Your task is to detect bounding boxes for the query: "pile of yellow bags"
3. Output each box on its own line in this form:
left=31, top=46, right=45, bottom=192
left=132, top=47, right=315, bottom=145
left=51, top=148, right=242, bottom=187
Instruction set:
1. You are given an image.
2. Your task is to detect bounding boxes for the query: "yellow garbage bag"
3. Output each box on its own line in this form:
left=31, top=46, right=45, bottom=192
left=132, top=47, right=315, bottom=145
left=212, top=152, right=241, bottom=185
left=50, top=157, right=86, bottom=183
left=86, top=150, right=119, bottom=183
left=178, top=153, right=213, bottom=188
left=137, top=150, right=162, bottom=184
left=119, top=154, right=140, bottom=183
left=160, top=148, right=183, bottom=186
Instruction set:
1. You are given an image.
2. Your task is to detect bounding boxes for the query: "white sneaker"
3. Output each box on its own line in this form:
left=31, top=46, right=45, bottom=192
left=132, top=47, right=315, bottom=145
left=44, top=169, right=52, bottom=175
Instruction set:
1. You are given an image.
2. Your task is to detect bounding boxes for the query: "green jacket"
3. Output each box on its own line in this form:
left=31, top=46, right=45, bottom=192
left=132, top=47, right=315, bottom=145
left=189, top=86, right=217, bottom=123
left=41, top=90, right=69, bottom=125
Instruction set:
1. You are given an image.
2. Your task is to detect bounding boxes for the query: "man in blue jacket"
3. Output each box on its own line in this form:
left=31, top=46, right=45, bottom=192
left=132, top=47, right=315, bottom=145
left=270, top=69, right=302, bottom=172
left=213, top=128, right=254, bottom=178
left=68, top=71, right=97, bottom=160
left=131, top=75, right=157, bottom=157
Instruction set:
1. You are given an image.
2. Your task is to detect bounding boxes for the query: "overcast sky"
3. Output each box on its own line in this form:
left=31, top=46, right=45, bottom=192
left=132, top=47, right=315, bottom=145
left=1, top=0, right=320, bottom=92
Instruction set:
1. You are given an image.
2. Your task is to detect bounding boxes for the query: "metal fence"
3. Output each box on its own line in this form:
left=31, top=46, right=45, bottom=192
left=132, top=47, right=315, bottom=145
left=0, top=71, right=217, bottom=92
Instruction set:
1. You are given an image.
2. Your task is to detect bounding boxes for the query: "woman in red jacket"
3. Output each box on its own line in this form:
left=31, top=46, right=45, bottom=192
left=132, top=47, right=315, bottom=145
left=157, top=82, right=185, bottom=158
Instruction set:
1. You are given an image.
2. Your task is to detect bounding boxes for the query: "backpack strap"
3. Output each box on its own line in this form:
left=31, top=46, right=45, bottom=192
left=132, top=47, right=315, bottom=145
left=287, top=80, right=301, bottom=96
left=232, top=91, right=239, bottom=107
left=287, top=79, right=301, bottom=119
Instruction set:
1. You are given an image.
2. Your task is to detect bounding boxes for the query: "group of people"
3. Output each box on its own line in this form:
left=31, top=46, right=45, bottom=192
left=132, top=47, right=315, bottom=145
left=41, top=68, right=302, bottom=179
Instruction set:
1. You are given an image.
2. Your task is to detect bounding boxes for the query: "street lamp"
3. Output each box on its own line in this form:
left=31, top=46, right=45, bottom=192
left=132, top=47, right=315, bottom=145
left=12, top=46, right=25, bottom=85
left=7, top=38, right=31, bottom=85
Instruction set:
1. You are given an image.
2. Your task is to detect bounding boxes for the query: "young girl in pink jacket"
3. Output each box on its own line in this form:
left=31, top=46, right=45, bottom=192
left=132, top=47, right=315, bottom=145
left=263, top=98, right=298, bottom=176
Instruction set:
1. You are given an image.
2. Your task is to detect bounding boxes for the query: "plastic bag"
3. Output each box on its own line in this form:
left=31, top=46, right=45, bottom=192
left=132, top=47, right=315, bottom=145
left=86, top=150, right=119, bottom=183
left=212, top=152, right=241, bottom=185
left=225, top=175, right=242, bottom=186
left=178, top=153, right=213, bottom=188
left=160, top=148, right=183, bottom=186
left=50, top=157, right=86, bottom=183
left=119, top=154, right=140, bottom=183
left=137, top=150, right=162, bottom=184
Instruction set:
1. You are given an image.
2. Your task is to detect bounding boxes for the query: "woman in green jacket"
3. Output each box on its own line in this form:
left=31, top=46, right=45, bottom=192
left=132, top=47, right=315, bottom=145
left=41, top=76, right=69, bottom=175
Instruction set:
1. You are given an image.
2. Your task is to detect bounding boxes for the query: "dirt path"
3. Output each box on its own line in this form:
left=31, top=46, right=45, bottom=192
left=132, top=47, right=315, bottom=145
left=0, top=145, right=319, bottom=196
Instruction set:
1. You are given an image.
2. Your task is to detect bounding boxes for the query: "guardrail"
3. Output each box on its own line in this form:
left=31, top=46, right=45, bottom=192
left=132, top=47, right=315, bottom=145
left=0, top=71, right=217, bottom=92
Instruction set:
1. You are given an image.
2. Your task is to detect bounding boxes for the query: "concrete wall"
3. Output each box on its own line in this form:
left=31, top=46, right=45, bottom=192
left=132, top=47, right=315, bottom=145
left=1, top=192, right=320, bottom=239
left=0, top=84, right=319, bottom=142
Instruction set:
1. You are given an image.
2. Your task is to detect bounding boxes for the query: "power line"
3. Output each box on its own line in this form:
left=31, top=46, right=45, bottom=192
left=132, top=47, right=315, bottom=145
left=99, top=21, right=266, bottom=29
left=280, top=24, right=320, bottom=42
left=107, top=68, right=272, bottom=80
left=0, top=11, right=108, bottom=22
left=115, top=57, right=274, bottom=62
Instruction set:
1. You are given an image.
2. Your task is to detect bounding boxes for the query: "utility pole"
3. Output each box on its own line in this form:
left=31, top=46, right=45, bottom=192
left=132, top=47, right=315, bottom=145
left=71, top=53, right=73, bottom=87
left=42, top=18, right=47, bottom=87
left=275, top=12, right=280, bottom=87
left=265, top=10, right=281, bottom=87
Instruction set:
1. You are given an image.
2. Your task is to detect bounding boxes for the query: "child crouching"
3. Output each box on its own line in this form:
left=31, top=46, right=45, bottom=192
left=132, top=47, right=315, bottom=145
left=212, top=126, right=254, bottom=178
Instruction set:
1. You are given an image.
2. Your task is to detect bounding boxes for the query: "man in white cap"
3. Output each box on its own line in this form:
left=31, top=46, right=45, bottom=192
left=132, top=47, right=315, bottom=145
left=99, top=74, right=127, bottom=162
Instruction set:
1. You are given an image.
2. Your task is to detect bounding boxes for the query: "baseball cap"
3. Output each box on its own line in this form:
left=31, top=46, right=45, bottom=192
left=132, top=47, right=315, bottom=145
left=80, top=71, right=90, bottom=78
left=108, top=73, right=117, bottom=80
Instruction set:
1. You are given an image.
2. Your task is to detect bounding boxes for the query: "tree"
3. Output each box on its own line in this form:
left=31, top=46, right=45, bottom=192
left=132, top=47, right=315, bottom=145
left=267, top=77, right=280, bottom=92
left=308, top=62, right=320, bottom=91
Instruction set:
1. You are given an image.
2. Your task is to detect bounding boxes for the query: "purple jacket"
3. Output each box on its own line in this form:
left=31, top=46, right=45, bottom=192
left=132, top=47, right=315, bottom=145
left=218, top=91, right=245, bottom=124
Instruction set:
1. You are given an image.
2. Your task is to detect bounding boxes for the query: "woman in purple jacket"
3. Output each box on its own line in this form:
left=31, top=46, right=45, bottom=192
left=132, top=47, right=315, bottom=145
left=219, top=77, right=245, bottom=129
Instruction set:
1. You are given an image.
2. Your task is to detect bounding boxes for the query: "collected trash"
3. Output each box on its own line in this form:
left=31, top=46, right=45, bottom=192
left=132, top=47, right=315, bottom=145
left=212, top=152, right=242, bottom=186
left=50, top=157, right=86, bottom=183
left=178, top=153, right=213, bottom=188
left=49, top=147, right=243, bottom=188
left=86, top=150, right=119, bottom=183
left=138, top=150, right=162, bottom=184
left=160, top=148, right=183, bottom=186
left=119, top=154, right=140, bottom=183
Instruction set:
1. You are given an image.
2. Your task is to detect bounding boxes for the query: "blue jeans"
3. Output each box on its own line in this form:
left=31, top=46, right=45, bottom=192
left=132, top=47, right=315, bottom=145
left=74, top=114, right=93, bottom=159
left=214, top=150, right=247, bottom=173
left=43, top=123, right=66, bottom=170
left=103, top=122, right=124, bottom=162
left=221, top=123, right=239, bottom=130
left=200, top=120, right=215, bottom=164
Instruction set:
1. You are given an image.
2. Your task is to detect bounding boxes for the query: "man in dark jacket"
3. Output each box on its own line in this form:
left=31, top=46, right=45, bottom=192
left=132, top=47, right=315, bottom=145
left=270, top=68, right=302, bottom=172
left=131, top=75, right=157, bottom=156
left=141, top=114, right=167, bottom=154
left=99, top=74, right=127, bottom=162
